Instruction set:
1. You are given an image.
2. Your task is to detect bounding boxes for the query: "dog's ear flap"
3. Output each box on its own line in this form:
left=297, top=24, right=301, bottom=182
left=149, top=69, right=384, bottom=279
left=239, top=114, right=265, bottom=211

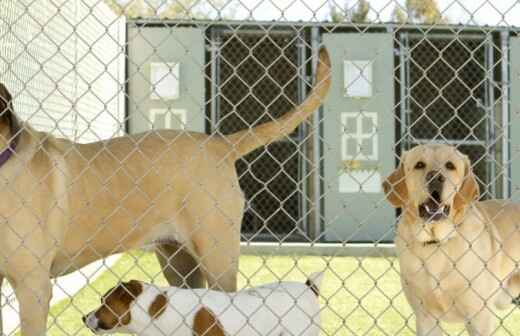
left=382, top=152, right=409, bottom=208
left=453, top=155, right=479, bottom=214
left=0, top=83, right=20, bottom=138
left=121, top=280, right=143, bottom=299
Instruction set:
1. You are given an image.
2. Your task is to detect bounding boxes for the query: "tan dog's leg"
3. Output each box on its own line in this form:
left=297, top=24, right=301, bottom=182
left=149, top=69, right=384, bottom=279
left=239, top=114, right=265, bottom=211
left=201, top=249, right=238, bottom=292
left=194, top=219, right=240, bottom=292
left=415, top=310, right=442, bottom=336
left=156, top=243, right=205, bottom=288
left=494, top=273, right=520, bottom=309
left=188, top=189, right=243, bottom=292
left=400, top=277, right=442, bottom=336
left=507, top=273, right=520, bottom=303
left=11, top=272, right=52, bottom=336
left=465, top=310, right=495, bottom=336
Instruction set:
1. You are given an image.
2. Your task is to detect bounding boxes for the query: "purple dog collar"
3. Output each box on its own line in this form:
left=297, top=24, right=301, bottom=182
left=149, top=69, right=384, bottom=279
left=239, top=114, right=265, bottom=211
left=0, top=134, right=19, bottom=168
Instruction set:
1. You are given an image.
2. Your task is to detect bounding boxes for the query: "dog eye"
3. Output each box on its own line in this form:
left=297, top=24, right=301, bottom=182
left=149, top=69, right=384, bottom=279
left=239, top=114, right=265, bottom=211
left=445, top=161, right=455, bottom=170
left=414, top=161, right=425, bottom=169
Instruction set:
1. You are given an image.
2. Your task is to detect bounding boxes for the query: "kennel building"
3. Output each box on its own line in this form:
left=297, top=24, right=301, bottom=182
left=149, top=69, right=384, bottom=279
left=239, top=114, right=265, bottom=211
left=126, top=21, right=520, bottom=243
left=0, top=0, right=126, bottom=143
left=2, top=6, right=519, bottom=244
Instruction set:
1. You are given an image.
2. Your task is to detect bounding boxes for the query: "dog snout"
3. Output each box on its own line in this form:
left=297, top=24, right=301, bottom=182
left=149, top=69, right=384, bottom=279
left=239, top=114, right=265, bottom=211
left=83, top=312, right=98, bottom=331
left=426, top=170, right=444, bottom=200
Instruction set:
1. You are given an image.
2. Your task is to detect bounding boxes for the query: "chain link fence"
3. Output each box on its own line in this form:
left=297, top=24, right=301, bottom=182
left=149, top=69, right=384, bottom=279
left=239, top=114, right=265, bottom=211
left=1, top=0, right=520, bottom=335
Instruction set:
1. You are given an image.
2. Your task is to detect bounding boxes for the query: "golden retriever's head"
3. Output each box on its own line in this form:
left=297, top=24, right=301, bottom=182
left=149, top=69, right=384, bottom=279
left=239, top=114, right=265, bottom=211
left=383, top=145, right=479, bottom=243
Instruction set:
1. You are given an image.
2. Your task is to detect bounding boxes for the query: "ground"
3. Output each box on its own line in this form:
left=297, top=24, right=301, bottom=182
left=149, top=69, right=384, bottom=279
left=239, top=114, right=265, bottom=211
left=43, top=252, right=520, bottom=336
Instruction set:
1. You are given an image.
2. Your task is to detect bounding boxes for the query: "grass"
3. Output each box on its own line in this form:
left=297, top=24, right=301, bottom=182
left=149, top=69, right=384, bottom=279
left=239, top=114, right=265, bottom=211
left=44, top=252, right=520, bottom=336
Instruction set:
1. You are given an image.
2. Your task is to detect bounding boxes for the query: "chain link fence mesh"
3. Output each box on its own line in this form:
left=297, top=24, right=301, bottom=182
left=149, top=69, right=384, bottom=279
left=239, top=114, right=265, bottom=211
left=1, top=0, right=520, bottom=335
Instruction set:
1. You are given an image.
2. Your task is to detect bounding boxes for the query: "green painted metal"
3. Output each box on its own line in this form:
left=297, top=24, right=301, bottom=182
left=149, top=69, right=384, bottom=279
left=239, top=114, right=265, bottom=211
left=127, top=27, right=205, bottom=133
left=322, top=33, right=395, bottom=242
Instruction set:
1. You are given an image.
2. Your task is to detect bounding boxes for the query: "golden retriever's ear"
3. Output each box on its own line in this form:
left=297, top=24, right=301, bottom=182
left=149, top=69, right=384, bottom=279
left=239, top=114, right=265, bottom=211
left=383, top=153, right=408, bottom=208
left=453, top=156, right=479, bottom=213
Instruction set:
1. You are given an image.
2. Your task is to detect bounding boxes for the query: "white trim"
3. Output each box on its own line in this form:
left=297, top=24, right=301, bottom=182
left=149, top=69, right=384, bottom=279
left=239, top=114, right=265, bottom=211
left=150, top=108, right=187, bottom=130
left=150, top=62, right=180, bottom=100
left=343, top=60, right=373, bottom=98
left=240, top=242, right=395, bottom=257
left=341, top=112, right=378, bottom=161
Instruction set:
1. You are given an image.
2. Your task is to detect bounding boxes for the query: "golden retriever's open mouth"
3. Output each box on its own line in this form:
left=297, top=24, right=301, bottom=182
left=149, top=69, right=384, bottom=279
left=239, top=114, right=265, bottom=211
left=419, top=197, right=450, bottom=221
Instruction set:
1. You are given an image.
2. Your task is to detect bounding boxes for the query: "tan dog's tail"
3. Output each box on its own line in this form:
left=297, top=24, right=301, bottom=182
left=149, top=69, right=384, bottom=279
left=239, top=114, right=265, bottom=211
left=226, top=48, right=331, bottom=160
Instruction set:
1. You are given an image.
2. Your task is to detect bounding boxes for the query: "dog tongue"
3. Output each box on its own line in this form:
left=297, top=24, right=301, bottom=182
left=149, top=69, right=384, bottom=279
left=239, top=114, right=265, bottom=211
left=424, top=199, right=440, bottom=213
left=424, top=199, right=445, bottom=220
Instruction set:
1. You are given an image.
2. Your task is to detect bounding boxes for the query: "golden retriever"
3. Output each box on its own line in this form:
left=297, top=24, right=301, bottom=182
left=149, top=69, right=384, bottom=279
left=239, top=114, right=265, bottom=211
left=0, top=49, right=330, bottom=336
left=383, top=144, right=520, bottom=336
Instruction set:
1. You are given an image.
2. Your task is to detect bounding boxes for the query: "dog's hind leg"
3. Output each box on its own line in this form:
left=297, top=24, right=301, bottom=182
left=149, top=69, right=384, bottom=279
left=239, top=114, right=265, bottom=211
left=155, top=243, right=205, bottom=288
left=506, top=273, right=520, bottom=306
left=494, top=273, right=520, bottom=308
left=194, top=221, right=240, bottom=292
left=465, top=309, right=496, bottom=336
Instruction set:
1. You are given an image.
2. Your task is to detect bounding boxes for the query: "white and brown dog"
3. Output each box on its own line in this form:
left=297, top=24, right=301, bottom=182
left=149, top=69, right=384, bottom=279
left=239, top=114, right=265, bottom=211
left=83, top=272, right=324, bottom=336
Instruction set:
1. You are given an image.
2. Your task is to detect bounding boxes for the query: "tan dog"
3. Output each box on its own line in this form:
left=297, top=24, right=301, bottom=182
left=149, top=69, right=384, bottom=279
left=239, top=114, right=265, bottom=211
left=0, top=49, right=330, bottom=335
left=383, top=144, right=520, bottom=336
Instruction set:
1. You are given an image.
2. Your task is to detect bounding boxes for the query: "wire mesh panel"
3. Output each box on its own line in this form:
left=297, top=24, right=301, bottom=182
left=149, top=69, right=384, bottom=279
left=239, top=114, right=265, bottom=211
left=400, top=33, right=497, bottom=198
left=406, top=35, right=488, bottom=141
left=2, top=1, right=520, bottom=336
left=216, top=29, right=305, bottom=240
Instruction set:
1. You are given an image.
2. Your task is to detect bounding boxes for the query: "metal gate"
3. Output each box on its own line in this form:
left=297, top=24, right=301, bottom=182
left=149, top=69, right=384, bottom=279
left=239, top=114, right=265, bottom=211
left=211, top=27, right=311, bottom=241
left=398, top=32, right=509, bottom=199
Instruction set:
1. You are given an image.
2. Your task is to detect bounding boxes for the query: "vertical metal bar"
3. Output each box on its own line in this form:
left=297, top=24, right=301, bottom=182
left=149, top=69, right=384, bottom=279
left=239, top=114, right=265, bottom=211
left=399, top=33, right=409, bottom=152
left=209, top=28, right=221, bottom=132
left=483, top=38, right=489, bottom=196
left=405, top=36, right=411, bottom=149
left=501, top=30, right=510, bottom=198
left=72, top=0, right=79, bottom=141
left=311, top=26, right=321, bottom=240
left=296, top=30, right=308, bottom=235
left=486, top=34, right=496, bottom=197
left=124, top=22, right=131, bottom=134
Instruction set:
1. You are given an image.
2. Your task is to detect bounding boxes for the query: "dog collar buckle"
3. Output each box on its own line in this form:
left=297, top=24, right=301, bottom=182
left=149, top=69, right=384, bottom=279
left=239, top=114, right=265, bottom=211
left=423, top=239, right=440, bottom=246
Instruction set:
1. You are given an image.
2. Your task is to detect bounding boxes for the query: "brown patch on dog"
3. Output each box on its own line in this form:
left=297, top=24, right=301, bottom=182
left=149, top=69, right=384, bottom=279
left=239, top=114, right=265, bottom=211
left=148, top=292, right=168, bottom=319
left=193, top=307, right=225, bottom=336
left=94, top=280, right=143, bottom=330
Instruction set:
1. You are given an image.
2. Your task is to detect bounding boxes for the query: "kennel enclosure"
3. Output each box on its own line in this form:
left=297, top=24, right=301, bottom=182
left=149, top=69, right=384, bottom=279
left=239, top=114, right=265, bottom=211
left=125, top=22, right=520, bottom=243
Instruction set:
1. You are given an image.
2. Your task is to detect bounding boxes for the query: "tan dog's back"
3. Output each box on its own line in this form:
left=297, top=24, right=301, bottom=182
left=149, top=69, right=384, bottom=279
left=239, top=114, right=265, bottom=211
left=477, top=200, right=520, bottom=265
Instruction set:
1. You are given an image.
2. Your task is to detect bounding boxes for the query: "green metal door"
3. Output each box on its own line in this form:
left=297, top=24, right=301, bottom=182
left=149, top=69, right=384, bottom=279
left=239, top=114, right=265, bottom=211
left=127, top=26, right=205, bottom=133
left=322, top=33, right=395, bottom=242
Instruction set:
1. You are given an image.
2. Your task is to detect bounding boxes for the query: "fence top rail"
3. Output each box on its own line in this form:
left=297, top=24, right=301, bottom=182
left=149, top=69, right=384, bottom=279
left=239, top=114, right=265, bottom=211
left=127, top=18, right=520, bottom=34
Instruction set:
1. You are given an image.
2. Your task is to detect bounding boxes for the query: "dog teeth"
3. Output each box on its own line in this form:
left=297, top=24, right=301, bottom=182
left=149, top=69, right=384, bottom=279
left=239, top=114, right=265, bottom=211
left=424, top=204, right=445, bottom=215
